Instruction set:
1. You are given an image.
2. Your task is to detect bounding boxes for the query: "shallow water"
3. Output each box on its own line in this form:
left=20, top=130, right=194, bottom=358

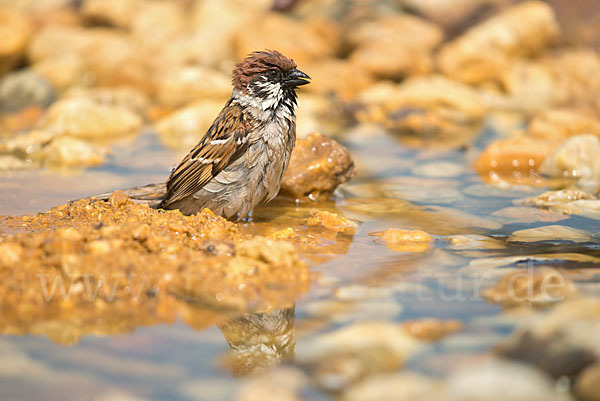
left=0, top=125, right=599, bottom=400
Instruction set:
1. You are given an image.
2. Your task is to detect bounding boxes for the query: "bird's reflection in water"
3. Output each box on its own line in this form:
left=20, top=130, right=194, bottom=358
left=219, top=306, right=295, bottom=376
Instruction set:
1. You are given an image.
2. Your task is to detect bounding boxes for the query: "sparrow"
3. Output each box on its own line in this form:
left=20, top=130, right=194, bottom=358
left=98, top=50, right=310, bottom=219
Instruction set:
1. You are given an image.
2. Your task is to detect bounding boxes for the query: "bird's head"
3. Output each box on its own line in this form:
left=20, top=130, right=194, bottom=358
left=232, top=50, right=310, bottom=103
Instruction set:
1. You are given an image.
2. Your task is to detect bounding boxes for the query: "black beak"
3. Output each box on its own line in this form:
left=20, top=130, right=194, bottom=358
left=284, top=68, right=311, bottom=88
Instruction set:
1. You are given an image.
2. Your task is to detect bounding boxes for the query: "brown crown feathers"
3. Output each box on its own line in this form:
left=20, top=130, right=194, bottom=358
left=232, top=50, right=298, bottom=91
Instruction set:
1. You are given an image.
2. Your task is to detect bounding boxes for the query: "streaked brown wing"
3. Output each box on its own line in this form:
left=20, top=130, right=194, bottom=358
left=162, top=101, right=251, bottom=206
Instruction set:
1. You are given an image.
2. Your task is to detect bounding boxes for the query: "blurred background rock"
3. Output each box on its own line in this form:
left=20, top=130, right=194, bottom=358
left=0, top=0, right=598, bottom=190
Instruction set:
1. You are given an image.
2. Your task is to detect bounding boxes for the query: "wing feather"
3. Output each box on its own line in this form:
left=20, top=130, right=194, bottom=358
left=162, top=101, right=251, bottom=206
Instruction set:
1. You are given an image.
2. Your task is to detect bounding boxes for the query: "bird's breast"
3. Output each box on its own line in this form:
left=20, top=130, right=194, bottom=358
left=245, top=117, right=294, bottom=199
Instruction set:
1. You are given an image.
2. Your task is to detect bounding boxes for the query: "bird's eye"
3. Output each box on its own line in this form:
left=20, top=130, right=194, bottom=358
left=268, top=69, right=280, bottom=80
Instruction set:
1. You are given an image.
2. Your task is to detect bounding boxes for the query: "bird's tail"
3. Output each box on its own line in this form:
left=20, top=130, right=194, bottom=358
left=90, top=182, right=168, bottom=209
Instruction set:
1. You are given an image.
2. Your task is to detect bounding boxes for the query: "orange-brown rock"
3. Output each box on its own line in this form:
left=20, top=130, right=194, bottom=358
left=280, top=132, right=355, bottom=200
left=474, top=135, right=560, bottom=181
left=370, top=228, right=432, bottom=253
left=108, top=189, right=129, bottom=208
left=270, top=227, right=297, bottom=240
left=0, top=199, right=310, bottom=344
left=306, top=210, right=357, bottom=234
left=375, top=229, right=432, bottom=244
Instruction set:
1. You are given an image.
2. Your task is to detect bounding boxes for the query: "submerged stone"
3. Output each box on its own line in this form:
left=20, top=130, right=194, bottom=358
left=334, top=285, right=394, bottom=301
left=519, top=189, right=600, bottom=218
left=412, top=161, right=464, bottom=178
left=491, top=206, right=569, bottom=224
left=482, top=268, right=577, bottom=308
left=445, top=234, right=506, bottom=251
left=508, top=224, right=593, bottom=243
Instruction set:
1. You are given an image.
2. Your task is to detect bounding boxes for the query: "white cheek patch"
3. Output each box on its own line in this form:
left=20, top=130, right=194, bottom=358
left=231, top=84, right=297, bottom=124
left=252, top=80, right=283, bottom=111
